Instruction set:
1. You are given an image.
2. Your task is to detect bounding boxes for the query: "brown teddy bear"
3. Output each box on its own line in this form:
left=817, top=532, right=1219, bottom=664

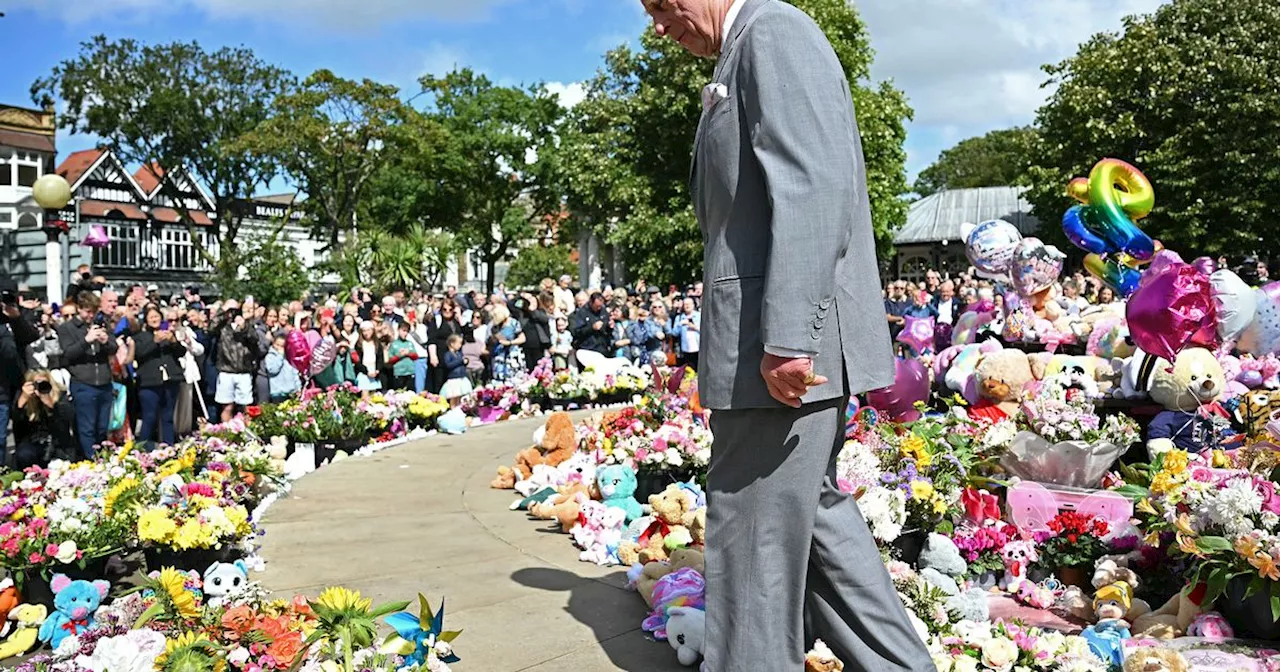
left=634, top=547, right=705, bottom=607
left=1122, top=647, right=1189, bottom=672
left=528, top=481, right=598, bottom=532
left=804, top=640, right=844, bottom=672
left=683, top=507, right=706, bottom=546
left=1130, top=584, right=1209, bottom=639
left=617, top=484, right=697, bottom=565
left=967, top=349, right=1034, bottom=423
left=491, top=412, right=578, bottom=489
left=1062, top=558, right=1152, bottom=623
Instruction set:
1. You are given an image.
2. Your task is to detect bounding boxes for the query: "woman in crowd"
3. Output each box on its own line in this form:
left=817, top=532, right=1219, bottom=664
left=610, top=305, right=632, bottom=359
left=171, top=306, right=206, bottom=436
left=429, top=300, right=464, bottom=393
left=351, top=320, right=385, bottom=391
left=264, top=334, right=302, bottom=402
left=133, top=306, right=186, bottom=446
left=521, top=292, right=553, bottom=371
left=488, top=305, right=525, bottom=382
left=1096, top=285, right=1117, bottom=306
left=339, top=313, right=359, bottom=348
left=410, top=306, right=433, bottom=393
left=25, top=305, right=64, bottom=386
left=13, top=370, right=77, bottom=468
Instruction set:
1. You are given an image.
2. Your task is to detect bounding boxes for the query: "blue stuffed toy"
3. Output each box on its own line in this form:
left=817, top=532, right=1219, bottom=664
left=597, top=465, right=643, bottom=523
left=38, top=574, right=109, bottom=650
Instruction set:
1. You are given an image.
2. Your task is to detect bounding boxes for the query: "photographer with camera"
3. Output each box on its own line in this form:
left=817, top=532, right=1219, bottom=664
left=57, top=291, right=118, bottom=459
left=213, top=300, right=261, bottom=423
left=0, top=277, right=40, bottom=461
left=134, top=306, right=186, bottom=446
left=13, top=370, right=77, bottom=469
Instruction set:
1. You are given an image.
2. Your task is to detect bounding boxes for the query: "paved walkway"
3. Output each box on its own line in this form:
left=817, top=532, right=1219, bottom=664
left=258, top=415, right=685, bottom=672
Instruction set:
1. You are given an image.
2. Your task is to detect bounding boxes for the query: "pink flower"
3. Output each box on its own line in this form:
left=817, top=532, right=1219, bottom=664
left=28, top=553, right=43, bottom=564
left=44, top=543, right=60, bottom=557
left=634, top=447, right=649, bottom=462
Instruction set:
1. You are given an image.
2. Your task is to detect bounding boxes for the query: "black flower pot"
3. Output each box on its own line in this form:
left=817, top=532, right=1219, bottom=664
left=17, top=555, right=112, bottom=610
left=635, top=469, right=694, bottom=502
left=1220, top=576, right=1280, bottom=640
left=891, top=529, right=928, bottom=565
left=143, top=546, right=243, bottom=574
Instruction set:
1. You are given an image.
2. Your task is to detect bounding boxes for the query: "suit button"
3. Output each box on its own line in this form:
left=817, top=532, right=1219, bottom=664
left=817, top=307, right=829, bottom=317
left=820, top=298, right=832, bottom=309
left=815, top=318, right=826, bottom=328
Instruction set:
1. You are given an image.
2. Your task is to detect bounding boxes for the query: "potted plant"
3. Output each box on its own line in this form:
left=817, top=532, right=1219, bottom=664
left=952, top=525, right=1013, bottom=588
left=1033, top=511, right=1113, bottom=588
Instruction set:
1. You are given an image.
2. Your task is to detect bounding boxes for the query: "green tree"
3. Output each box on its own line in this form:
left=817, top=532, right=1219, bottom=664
left=914, top=127, right=1038, bottom=196
left=221, top=236, right=312, bottom=307
left=505, top=243, right=577, bottom=290
left=323, top=226, right=457, bottom=294
left=236, top=69, right=410, bottom=248
left=1025, top=0, right=1280, bottom=260
left=418, top=69, right=563, bottom=293
left=34, top=36, right=294, bottom=275
left=556, top=0, right=912, bottom=286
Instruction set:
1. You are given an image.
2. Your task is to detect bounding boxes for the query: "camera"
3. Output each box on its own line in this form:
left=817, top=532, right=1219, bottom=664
left=93, top=313, right=110, bottom=329
left=35, top=380, right=52, bottom=395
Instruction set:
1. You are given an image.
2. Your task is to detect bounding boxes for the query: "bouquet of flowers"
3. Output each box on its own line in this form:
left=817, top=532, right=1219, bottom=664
left=0, top=461, right=130, bottom=574
left=877, top=423, right=972, bottom=535
left=997, top=384, right=1139, bottom=488
left=401, top=392, right=450, bottom=429
left=951, top=525, right=1013, bottom=579
left=926, top=620, right=1107, bottom=672
left=887, top=560, right=952, bottom=636
left=633, top=421, right=713, bottom=475
left=1032, top=511, right=1113, bottom=572
left=135, top=478, right=254, bottom=552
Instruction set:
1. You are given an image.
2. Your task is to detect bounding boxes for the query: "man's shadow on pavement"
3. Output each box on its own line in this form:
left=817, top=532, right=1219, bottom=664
left=511, top=567, right=686, bottom=672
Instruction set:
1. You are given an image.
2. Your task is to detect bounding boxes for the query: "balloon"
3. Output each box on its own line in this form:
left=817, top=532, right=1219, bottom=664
left=964, top=219, right=1023, bottom=279
left=897, top=316, right=936, bottom=355
left=310, top=336, right=337, bottom=376
left=285, top=330, right=312, bottom=375
left=81, top=224, right=110, bottom=249
left=1010, top=237, right=1065, bottom=297
left=304, top=330, right=321, bottom=351
left=1126, top=260, right=1218, bottom=362
left=933, top=322, right=953, bottom=351
left=844, top=396, right=861, bottom=438
left=1083, top=253, right=1142, bottom=297
left=1193, top=256, right=1218, bottom=276
left=1211, top=270, right=1257, bottom=342
left=1086, top=158, right=1156, bottom=260
left=1239, top=283, right=1280, bottom=357
left=953, top=310, right=995, bottom=346
left=865, top=358, right=930, bottom=423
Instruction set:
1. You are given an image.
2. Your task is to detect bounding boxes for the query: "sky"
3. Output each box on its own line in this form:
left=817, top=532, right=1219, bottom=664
left=0, top=0, right=1167, bottom=185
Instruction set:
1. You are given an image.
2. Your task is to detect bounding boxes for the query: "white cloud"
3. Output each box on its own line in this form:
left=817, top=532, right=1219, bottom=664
left=19, top=0, right=515, bottom=27
left=421, top=42, right=471, bottom=78
left=856, top=0, right=1168, bottom=174
left=544, top=81, right=587, bottom=109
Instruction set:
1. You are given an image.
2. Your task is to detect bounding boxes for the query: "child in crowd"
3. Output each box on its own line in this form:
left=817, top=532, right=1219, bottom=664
left=551, top=316, right=572, bottom=371
left=440, top=334, right=474, bottom=403
left=264, top=335, right=301, bottom=402
left=385, top=321, right=419, bottom=390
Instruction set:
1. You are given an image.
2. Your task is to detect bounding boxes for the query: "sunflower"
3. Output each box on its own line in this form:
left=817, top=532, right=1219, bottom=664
left=315, top=586, right=371, bottom=613
left=104, top=477, right=140, bottom=518
left=154, top=631, right=224, bottom=672
left=157, top=567, right=201, bottom=619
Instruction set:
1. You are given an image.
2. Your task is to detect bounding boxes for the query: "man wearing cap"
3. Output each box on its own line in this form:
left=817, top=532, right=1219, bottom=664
left=642, top=0, right=929, bottom=669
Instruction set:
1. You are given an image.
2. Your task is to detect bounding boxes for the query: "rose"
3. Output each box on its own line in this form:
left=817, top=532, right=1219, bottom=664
left=981, top=637, right=1018, bottom=672
left=53, top=540, right=78, bottom=564
left=951, top=656, right=980, bottom=672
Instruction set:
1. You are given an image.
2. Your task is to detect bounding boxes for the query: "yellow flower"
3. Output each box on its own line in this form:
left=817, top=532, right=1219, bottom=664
left=172, top=520, right=206, bottom=550
left=31, top=504, right=46, bottom=519
left=1174, top=513, right=1196, bottom=536
left=1136, top=498, right=1157, bottom=516
left=931, top=495, right=948, bottom=514
left=315, top=587, right=372, bottom=613
left=117, top=441, right=135, bottom=461
left=104, top=478, right=139, bottom=518
left=1236, top=536, right=1263, bottom=559
left=1150, top=472, right=1180, bottom=496
left=138, top=508, right=177, bottom=543
left=157, top=567, right=201, bottom=619
left=1144, top=532, right=1162, bottom=548
left=1162, top=450, right=1189, bottom=475
left=910, top=481, right=934, bottom=501
left=155, top=631, right=224, bottom=672
left=900, top=434, right=927, bottom=459
left=1177, top=533, right=1203, bottom=558
left=1212, top=450, right=1229, bottom=468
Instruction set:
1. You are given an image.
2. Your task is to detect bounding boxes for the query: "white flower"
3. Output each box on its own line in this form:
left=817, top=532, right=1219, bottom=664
left=227, top=647, right=251, bottom=667
left=855, top=486, right=906, bottom=543
left=981, top=637, right=1018, bottom=672
left=1202, top=478, right=1264, bottom=537
left=53, top=540, right=78, bottom=564
left=952, top=656, right=980, bottom=672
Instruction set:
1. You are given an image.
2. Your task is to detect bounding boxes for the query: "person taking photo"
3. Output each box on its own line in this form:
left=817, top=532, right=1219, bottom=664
left=57, top=292, right=117, bottom=458
left=134, top=306, right=187, bottom=446
left=13, top=370, right=77, bottom=469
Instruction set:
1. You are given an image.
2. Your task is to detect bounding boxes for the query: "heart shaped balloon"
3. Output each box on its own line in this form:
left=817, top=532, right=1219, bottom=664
left=897, top=316, right=936, bottom=355
left=1010, top=237, right=1065, bottom=298
left=1211, top=269, right=1257, bottom=343
left=1239, top=283, right=1280, bottom=357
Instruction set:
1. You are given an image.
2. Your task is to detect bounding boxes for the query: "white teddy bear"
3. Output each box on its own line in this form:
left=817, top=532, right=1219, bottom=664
left=666, top=606, right=706, bottom=666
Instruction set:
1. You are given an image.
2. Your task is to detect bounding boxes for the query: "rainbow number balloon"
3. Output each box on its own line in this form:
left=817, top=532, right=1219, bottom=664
left=1062, top=158, right=1157, bottom=296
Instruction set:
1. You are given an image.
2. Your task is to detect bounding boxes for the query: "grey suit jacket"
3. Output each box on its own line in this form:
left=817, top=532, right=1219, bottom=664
left=692, top=0, right=895, bottom=410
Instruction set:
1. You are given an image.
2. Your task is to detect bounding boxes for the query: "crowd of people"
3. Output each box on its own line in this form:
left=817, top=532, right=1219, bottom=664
left=0, top=270, right=709, bottom=470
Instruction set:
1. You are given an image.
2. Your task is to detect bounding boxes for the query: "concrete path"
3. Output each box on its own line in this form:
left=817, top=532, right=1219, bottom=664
left=258, top=415, right=686, bottom=672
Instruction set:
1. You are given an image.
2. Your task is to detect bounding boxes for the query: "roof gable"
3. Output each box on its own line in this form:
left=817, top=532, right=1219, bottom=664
left=56, top=148, right=106, bottom=187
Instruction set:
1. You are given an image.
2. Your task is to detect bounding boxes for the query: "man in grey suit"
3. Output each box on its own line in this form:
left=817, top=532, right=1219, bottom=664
left=642, top=0, right=934, bottom=669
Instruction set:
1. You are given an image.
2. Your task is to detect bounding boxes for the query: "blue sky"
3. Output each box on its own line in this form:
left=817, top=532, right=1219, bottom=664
left=0, top=0, right=1167, bottom=185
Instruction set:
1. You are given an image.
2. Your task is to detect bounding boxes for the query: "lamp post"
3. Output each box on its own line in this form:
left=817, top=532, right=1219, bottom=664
left=32, top=174, right=72, bottom=305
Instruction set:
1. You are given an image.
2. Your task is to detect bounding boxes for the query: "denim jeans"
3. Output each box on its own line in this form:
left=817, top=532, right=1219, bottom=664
left=414, top=359, right=429, bottom=393
left=138, top=381, right=179, bottom=447
left=0, top=401, right=9, bottom=465
left=69, top=380, right=113, bottom=459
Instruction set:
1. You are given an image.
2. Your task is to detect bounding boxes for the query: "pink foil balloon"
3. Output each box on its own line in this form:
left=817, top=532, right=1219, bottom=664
left=897, top=316, right=936, bottom=355
left=1126, top=260, right=1218, bottom=362
left=285, top=329, right=313, bottom=375
left=1192, top=256, right=1218, bottom=276
left=865, top=358, right=930, bottom=423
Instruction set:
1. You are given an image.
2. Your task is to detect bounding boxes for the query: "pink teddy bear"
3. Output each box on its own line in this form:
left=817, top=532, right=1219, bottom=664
left=999, top=539, right=1039, bottom=593
left=571, top=500, right=626, bottom=566
left=1187, top=612, right=1233, bottom=641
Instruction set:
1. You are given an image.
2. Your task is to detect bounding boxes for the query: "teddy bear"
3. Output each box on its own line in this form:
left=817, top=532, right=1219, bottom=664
left=683, top=506, right=706, bottom=546
left=918, top=533, right=966, bottom=596
left=203, top=560, right=250, bottom=606
left=804, top=640, right=844, bottom=672
left=967, top=349, right=1035, bottom=423
left=38, top=574, right=109, bottom=650
left=0, top=579, right=18, bottom=626
left=617, top=484, right=697, bottom=565
left=1146, top=347, right=1239, bottom=455
left=530, top=485, right=597, bottom=532
left=629, top=547, right=706, bottom=607
left=1130, top=583, right=1210, bottom=639
left=596, top=464, right=643, bottom=523
left=573, top=501, right=627, bottom=566
left=1234, top=389, right=1280, bottom=442
left=491, top=411, right=578, bottom=489
left=1187, top=612, right=1233, bottom=640
left=665, top=606, right=706, bottom=666
left=1122, top=647, right=1189, bottom=672
left=998, top=539, right=1038, bottom=593
left=0, top=604, right=47, bottom=660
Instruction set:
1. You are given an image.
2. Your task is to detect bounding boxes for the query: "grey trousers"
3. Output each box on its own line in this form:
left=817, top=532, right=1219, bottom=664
left=703, top=397, right=933, bottom=671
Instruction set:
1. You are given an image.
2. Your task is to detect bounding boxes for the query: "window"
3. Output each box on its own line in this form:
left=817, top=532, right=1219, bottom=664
left=17, top=213, right=39, bottom=230
left=17, top=164, right=37, bottom=188
left=0, top=159, right=10, bottom=186
left=0, top=210, right=12, bottom=226
left=898, top=254, right=930, bottom=282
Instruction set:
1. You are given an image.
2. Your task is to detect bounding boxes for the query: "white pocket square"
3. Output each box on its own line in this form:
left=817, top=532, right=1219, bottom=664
left=702, top=82, right=729, bottom=112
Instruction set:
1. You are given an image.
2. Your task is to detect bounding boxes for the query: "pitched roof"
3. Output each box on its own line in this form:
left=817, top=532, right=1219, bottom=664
left=133, top=162, right=165, bottom=195
left=0, top=129, right=56, bottom=154
left=895, top=186, right=1040, bottom=245
left=55, top=148, right=106, bottom=187
left=254, top=193, right=297, bottom=205
left=151, top=207, right=213, bottom=226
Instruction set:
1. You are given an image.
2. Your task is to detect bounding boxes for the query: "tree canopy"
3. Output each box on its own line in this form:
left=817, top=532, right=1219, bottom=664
left=33, top=36, right=294, bottom=274
left=914, top=127, right=1037, bottom=196
left=556, top=0, right=912, bottom=286
left=1024, top=0, right=1280, bottom=260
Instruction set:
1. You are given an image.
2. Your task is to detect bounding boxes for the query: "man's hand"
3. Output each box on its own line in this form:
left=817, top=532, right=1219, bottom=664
left=86, top=325, right=104, bottom=343
left=592, top=321, right=604, bottom=331
left=2, top=303, right=20, bottom=319
left=760, top=354, right=827, bottom=408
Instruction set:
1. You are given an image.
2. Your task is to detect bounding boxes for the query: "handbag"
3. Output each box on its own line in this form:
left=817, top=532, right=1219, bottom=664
left=108, top=382, right=128, bottom=432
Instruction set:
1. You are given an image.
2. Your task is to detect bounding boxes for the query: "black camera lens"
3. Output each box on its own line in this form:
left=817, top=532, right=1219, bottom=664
left=35, top=380, right=52, bottom=394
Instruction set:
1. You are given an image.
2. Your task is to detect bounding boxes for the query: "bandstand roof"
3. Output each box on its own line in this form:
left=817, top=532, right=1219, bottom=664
left=894, top=186, right=1039, bottom=245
